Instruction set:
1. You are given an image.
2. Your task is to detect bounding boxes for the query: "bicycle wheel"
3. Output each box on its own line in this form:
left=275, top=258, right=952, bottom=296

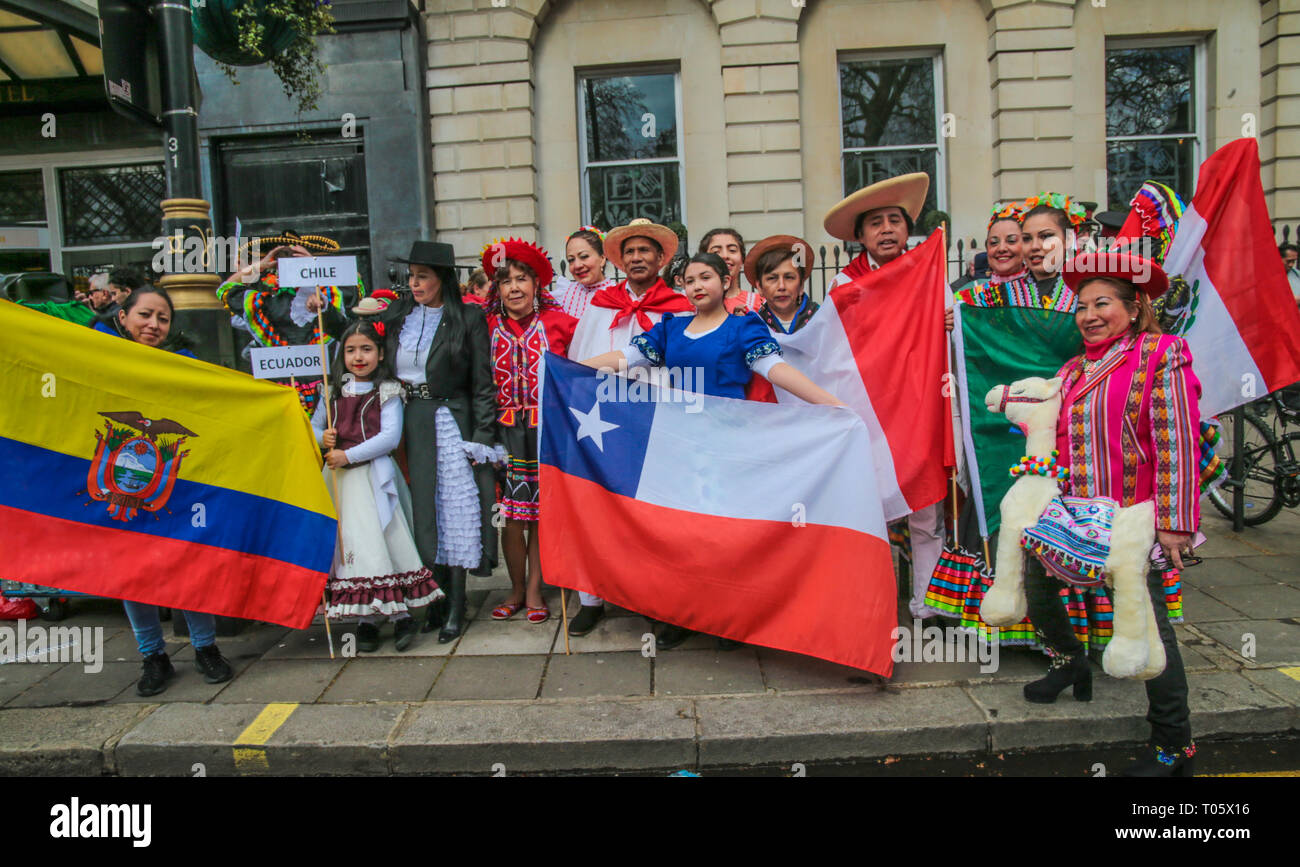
left=1208, top=410, right=1284, bottom=525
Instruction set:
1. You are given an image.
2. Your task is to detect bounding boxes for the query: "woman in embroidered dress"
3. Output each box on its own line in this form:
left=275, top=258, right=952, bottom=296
left=313, top=319, right=439, bottom=652
left=481, top=240, right=577, bottom=623
left=378, top=241, right=498, bottom=643
left=553, top=226, right=616, bottom=320
left=581, top=252, right=842, bottom=649
left=700, top=228, right=763, bottom=315
left=744, top=235, right=821, bottom=336
left=1021, top=251, right=1201, bottom=776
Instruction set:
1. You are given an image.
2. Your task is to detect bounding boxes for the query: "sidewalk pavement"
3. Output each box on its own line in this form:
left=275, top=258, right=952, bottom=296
left=1, top=510, right=1297, bottom=776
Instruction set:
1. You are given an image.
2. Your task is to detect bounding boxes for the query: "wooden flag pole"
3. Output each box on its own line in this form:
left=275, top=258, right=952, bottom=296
left=941, top=222, right=960, bottom=545
left=560, top=588, right=571, bottom=655
left=316, top=298, right=338, bottom=660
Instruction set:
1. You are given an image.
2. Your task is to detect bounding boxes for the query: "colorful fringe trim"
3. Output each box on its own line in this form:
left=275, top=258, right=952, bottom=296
left=924, top=545, right=1183, bottom=650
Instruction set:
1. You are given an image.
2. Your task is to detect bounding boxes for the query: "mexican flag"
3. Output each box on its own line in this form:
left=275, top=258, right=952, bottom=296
left=953, top=304, right=1081, bottom=537
left=1156, top=138, right=1300, bottom=416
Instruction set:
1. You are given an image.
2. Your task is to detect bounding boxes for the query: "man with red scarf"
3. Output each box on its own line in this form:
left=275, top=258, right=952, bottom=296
left=823, top=173, right=951, bottom=625
left=565, top=217, right=692, bottom=637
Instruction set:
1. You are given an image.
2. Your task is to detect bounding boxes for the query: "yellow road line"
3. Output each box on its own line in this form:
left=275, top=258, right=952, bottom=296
left=1201, top=770, right=1300, bottom=777
left=232, top=702, right=298, bottom=773
left=1279, top=667, right=1300, bottom=682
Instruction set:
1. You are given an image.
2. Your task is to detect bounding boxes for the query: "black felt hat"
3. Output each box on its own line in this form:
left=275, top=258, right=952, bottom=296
left=395, top=240, right=457, bottom=269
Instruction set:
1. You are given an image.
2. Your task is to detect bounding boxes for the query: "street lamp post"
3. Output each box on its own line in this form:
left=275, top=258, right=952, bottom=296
left=153, top=0, right=221, bottom=312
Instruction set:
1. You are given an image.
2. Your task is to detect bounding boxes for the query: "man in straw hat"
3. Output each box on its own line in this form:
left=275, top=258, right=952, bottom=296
left=825, top=172, right=929, bottom=290
left=218, top=230, right=366, bottom=414
left=823, top=173, right=950, bottom=622
left=565, top=217, right=694, bottom=638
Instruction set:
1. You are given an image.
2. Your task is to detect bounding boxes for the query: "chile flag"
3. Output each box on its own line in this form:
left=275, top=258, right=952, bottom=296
left=538, top=353, right=897, bottom=675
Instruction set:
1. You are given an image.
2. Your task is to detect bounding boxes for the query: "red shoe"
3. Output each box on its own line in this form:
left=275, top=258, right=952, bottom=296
left=526, top=605, right=550, bottom=624
left=491, top=601, right=524, bottom=620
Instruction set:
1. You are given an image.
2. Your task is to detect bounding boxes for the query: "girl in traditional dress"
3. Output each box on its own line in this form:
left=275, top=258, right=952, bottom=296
left=700, top=228, right=763, bottom=315
left=481, top=240, right=578, bottom=623
left=313, top=319, right=439, bottom=652
left=581, top=252, right=841, bottom=649
left=554, top=226, right=616, bottom=319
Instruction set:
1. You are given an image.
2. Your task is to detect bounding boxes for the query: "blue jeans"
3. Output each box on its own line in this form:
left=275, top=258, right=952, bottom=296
left=122, top=601, right=216, bottom=657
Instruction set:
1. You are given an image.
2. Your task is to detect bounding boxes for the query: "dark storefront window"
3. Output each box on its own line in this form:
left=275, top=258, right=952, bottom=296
left=216, top=134, right=371, bottom=290
left=58, top=163, right=165, bottom=245
left=0, top=169, right=47, bottom=226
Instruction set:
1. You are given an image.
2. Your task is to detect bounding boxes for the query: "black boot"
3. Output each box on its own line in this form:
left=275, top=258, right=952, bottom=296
left=1118, top=741, right=1197, bottom=777
left=438, top=567, right=468, bottom=643
left=393, top=617, right=419, bottom=652
left=422, top=566, right=450, bottom=633
left=356, top=622, right=382, bottom=653
left=656, top=623, right=693, bottom=651
left=1023, top=651, right=1092, bottom=703
left=567, top=604, right=605, bottom=637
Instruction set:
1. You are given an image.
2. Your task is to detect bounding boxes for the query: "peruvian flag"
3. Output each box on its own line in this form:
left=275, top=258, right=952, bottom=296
left=755, top=231, right=954, bottom=521
left=1157, top=138, right=1300, bottom=417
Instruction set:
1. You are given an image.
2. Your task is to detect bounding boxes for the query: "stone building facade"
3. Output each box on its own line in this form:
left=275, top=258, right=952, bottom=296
left=423, top=0, right=1298, bottom=264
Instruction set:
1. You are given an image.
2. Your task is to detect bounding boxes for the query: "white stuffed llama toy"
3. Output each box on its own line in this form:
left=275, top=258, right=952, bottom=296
left=977, top=376, right=1166, bottom=681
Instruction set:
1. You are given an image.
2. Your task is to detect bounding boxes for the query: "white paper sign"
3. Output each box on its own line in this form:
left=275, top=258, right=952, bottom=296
left=250, top=344, right=327, bottom=380
left=277, top=255, right=358, bottom=288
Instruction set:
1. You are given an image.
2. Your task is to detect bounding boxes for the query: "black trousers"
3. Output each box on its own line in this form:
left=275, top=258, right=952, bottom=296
left=1024, top=557, right=1192, bottom=748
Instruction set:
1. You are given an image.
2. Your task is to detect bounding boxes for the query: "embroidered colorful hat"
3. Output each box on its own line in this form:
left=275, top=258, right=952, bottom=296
left=743, top=234, right=816, bottom=287
left=480, top=238, right=554, bottom=288
left=822, top=172, right=929, bottom=242
left=1063, top=251, right=1169, bottom=299
left=1114, top=181, right=1185, bottom=266
left=603, top=218, right=679, bottom=270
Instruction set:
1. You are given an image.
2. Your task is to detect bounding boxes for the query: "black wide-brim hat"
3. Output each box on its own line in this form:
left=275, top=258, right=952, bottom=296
left=395, top=240, right=457, bottom=269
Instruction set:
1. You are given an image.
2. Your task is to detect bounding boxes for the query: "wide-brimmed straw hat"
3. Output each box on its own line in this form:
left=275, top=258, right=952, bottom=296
left=480, top=238, right=554, bottom=288
left=743, top=235, right=816, bottom=287
left=823, top=172, right=929, bottom=242
left=1063, top=251, right=1168, bottom=299
left=603, top=218, right=679, bottom=270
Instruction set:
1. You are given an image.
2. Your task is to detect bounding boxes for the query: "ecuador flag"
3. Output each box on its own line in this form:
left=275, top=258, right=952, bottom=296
left=0, top=301, right=336, bottom=629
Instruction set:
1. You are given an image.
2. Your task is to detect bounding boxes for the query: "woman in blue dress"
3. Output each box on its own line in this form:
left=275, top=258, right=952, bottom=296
left=581, top=252, right=842, bottom=649
left=581, top=252, right=840, bottom=404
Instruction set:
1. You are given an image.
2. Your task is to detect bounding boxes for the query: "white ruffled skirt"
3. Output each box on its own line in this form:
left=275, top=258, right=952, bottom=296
left=433, top=405, right=489, bottom=569
left=325, top=455, right=442, bottom=619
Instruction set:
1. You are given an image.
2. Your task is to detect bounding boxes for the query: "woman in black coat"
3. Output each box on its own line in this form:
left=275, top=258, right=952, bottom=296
left=379, top=241, right=499, bottom=641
